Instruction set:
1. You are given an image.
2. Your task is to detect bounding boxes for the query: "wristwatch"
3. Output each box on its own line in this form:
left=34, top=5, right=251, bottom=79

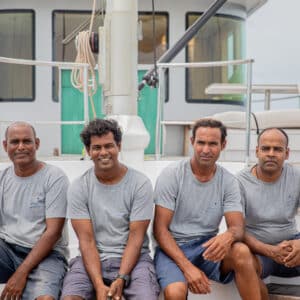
left=116, top=273, right=131, bottom=287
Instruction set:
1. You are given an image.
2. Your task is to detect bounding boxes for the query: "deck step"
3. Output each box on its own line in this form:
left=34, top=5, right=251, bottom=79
left=268, top=283, right=300, bottom=300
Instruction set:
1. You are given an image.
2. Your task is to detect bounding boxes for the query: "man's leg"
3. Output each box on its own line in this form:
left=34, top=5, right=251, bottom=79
left=0, top=239, right=17, bottom=282
left=22, top=250, right=67, bottom=300
left=123, top=255, right=160, bottom=300
left=61, top=256, right=95, bottom=300
left=221, top=242, right=264, bottom=300
left=164, top=282, right=188, bottom=300
left=154, top=248, right=188, bottom=300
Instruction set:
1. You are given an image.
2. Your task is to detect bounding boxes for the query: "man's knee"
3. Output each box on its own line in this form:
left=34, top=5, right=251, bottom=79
left=164, top=282, right=188, bottom=300
left=36, top=296, right=55, bottom=300
left=227, top=242, right=256, bottom=270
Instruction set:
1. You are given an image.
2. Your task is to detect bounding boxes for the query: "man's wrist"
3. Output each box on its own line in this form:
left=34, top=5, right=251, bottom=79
left=115, top=273, right=131, bottom=288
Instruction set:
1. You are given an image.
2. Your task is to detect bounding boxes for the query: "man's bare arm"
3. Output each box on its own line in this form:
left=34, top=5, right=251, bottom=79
left=72, top=219, right=109, bottom=300
left=1, top=218, right=65, bottom=300
left=154, top=205, right=211, bottom=294
left=244, top=232, right=291, bottom=265
left=108, top=219, right=150, bottom=299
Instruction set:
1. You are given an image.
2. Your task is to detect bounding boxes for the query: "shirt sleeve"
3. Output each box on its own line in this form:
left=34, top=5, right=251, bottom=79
left=130, top=176, right=154, bottom=222
left=154, top=164, right=178, bottom=211
left=67, top=176, right=91, bottom=219
left=223, top=173, right=243, bottom=214
left=45, top=168, right=69, bottom=218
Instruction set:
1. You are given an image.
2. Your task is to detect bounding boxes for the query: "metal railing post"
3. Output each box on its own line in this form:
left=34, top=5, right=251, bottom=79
left=83, top=65, right=89, bottom=124
left=155, top=66, right=165, bottom=160
left=245, top=60, right=254, bottom=166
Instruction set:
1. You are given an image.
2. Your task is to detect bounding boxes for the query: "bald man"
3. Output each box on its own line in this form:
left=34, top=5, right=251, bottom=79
left=0, top=122, right=69, bottom=300
left=237, top=128, right=300, bottom=300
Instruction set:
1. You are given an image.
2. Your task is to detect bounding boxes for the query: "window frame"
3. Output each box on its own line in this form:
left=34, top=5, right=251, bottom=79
left=0, top=9, right=35, bottom=102
left=138, top=11, right=169, bottom=102
left=52, top=9, right=100, bottom=102
left=185, top=12, right=245, bottom=105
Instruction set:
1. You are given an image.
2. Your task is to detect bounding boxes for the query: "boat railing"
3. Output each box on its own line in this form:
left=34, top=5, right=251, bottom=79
left=156, top=59, right=254, bottom=165
left=0, top=56, right=91, bottom=127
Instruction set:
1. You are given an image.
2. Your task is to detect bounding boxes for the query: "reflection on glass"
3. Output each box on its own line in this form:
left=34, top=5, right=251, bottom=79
left=186, top=14, right=245, bottom=104
left=0, top=11, right=34, bottom=101
left=138, top=13, right=168, bottom=64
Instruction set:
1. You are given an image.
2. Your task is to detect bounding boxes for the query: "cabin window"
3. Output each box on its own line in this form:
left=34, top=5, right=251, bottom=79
left=138, top=12, right=169, bottom=102
left=186, top=13, right=245, bottom=104
left=52, top=11, right=169, bottom=101
left=0, top=10, right=35, bottom=102
left=52, top=10, right=104, bottom=102
left=138, top=13, right=168, bottom=64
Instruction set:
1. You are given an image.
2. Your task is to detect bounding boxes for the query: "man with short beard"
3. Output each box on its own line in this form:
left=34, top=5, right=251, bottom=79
left=153, top=118, right=261, bottom=300
left=237, top=127, right=300, bottom=300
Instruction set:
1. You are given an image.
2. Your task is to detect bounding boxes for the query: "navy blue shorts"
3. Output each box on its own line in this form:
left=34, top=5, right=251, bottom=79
left=258, top=233, right=300, bottom=279
left=154, top=236, right=234, bottom=290
left=0, top=239, right=67, bottom=299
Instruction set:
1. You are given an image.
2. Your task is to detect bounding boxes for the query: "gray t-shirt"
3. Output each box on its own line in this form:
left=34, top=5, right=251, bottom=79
left=0, top=164, right=69, bottom=258
left=68, top=167, right=153, bottom=261
left=237, top=163, right=300, bottom=245
left=154, top=159, right=242, bottom=244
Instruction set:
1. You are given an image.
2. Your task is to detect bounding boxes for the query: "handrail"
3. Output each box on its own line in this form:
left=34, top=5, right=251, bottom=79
left=0, top=56, right=89, bottom=68
left=0, top=56, right=90, bottom=127
left=157, top=59, right=253, bottom=68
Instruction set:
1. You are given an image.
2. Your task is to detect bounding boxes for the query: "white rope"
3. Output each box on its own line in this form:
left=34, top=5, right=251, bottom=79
left=70, top=31, right=97, bottom=95
left=70, top=0, right=98, bottom=117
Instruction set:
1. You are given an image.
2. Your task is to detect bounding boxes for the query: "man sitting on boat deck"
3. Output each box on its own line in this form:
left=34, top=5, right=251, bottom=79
left=0, top=122, right=69, bottom=300
left=237, top=127, right=300, bottom=299
left=153, top=118, right=261, bottom=300
left=61, top=119, right=160, bottom=300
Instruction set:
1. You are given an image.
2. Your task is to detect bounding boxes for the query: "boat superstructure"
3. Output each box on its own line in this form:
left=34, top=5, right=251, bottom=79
left=0, top=0, right=269, bottom=160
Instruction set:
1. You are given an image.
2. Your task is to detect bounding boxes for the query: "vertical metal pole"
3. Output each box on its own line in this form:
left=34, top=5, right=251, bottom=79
left=155, top=66, right=164, bottom=160
left=264, top=90, right=271, bottom=110
left=83, top=65, right=89, bottom=159
left=245, top=60, right=253, bottom=166
left=83, top=65, right=89, bottom=124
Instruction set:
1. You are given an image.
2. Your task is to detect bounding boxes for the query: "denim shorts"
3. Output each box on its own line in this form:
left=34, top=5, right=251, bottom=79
left=154, top=236, right=234, bottom=290
left=258, top=233, right=300, bottom=279
left=60, top=254, right=160, bottom=300
left=0, top=238, right=67, bottom=300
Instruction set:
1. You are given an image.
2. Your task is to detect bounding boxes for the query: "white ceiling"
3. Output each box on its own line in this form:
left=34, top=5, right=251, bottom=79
left=228, top=0, right=268, bottom=15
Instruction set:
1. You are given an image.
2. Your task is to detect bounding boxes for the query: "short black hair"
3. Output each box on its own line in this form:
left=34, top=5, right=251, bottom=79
left=257, top=127, right=289, bottom=147
left=5, top=122, right=37, bottom=140
left=80, top=118, right=122, bottom=148
left=192, top=118, right=227, bottom=144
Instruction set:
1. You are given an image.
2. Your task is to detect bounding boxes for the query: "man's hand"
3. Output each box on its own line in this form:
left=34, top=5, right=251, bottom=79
left=107, top=278, right=125, bottom=300
left=202, top=232, right=234, bottom=262
left=95, top=283, right=110, bottom=300
left=268, top=242, right=292, bottom=265
left=282, top=240, right=300, bottom=268
left=183, top=263, right=211, bottom=294
left=1, top=269, right=28, bottom=300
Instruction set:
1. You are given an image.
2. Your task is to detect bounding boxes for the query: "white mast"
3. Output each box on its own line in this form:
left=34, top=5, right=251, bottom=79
left=100, top=0, right=150, bottom=167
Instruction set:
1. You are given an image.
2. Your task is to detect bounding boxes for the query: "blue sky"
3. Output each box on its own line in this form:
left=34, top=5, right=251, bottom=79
left=246, top=0, right=300, bottom=110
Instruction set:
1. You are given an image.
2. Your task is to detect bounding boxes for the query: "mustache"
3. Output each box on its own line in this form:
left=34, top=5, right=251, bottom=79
left=14, top=151, right=30, bottom=156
